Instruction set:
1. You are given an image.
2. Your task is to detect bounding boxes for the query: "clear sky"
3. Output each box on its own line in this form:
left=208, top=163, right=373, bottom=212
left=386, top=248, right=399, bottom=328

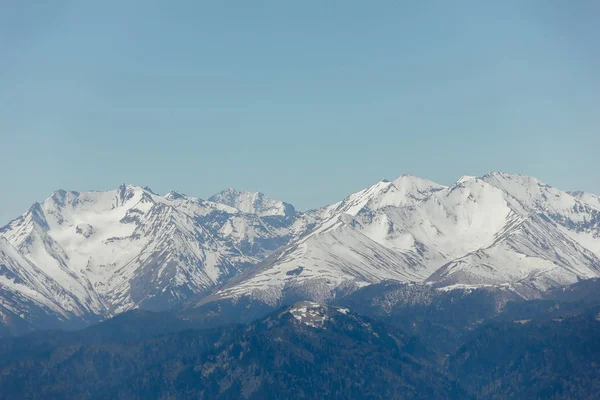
left=1, top=1, right=599, bottom=224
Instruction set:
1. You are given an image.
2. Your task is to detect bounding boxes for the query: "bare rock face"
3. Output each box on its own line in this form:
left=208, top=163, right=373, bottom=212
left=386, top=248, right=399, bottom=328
left=75, top=223, right=93, bottom=238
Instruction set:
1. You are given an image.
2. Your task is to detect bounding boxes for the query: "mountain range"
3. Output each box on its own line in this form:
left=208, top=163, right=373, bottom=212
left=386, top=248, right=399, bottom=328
left=1, top=172, right=600, bottom=335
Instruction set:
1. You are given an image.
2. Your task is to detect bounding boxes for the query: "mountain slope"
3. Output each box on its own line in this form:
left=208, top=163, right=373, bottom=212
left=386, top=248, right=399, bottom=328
left=448, top=314, right=600, bottom=399
left=0, top=303, right=466, bottom=400
left=215, top=215, right=427, bottom=306
left=0, top=185, right=306, bottom=325
left=3, top=280, right=600, bottom=399
left=209, top=173, right=600, bottom=308
left=0, top=237, right=98, bottom=336
left=2, top=173, right=600, bottom=334
left=482, top=172, right=600, bottom=256
left=210, top=176, right=447, bottom=305
left=428, top=214, right=600, bottom=293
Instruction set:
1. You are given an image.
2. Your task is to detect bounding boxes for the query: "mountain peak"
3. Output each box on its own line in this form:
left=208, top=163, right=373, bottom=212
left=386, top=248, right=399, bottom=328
left=392, top=174, right=446, bottom=190
left=117, top=183, right=142, bottom=191
left=456, top=175, right=477, bottom=184
left=288, top=301, right=330, bottom=328
left=399, top=173, right=422, bottom=179
left=47, top=189, right=80, bottom=206
left=164, top=190, right=187, bottom=201
left=2, top=171, right=600, bottom=338
left=117, top=184, right=144, bottom=205
left=322, top=176, right=445, bottom=218
left=286, top=301, right=352, bottom=328
left=482, top=171, right=547, bottom=187
left=143, top=186, right=157, bottom=195
left=372, top=174, right=445, bottom=208
left=208, top=188, right=295, bottom=217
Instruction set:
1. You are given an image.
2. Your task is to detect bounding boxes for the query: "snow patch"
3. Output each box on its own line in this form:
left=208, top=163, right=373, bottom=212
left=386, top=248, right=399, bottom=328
left=288, top=301, right=329, bottom=328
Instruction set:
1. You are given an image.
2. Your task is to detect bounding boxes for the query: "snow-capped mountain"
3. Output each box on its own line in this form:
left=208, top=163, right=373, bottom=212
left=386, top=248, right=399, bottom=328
left=428, top=213, right=600, bottom=293
left=2, top=172, right=600, bottom=334
left=0, top=185, right=306, bottom=330
left=209, top=188, right=296, bottom=217
left=0, top=237, right=96, bottom=333
left=481, top=172, right=600, bottom=257
left=211, top=173, right=600, bottom=306
left=213, top=176, right=447, bottom=305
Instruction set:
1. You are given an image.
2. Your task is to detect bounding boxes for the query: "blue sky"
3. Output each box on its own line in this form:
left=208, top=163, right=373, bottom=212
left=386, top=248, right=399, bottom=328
left=1, top=1, right=599, bottom=224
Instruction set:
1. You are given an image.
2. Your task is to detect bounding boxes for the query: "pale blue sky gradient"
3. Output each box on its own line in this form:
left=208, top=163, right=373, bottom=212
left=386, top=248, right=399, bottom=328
left=1, top=1, right=599, bottom=224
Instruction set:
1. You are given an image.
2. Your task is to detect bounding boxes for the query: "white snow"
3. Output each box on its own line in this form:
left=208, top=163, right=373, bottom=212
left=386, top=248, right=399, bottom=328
left=208, top=188, right=293, bottom=217
left=0, top=184, right=305, bottom=318
left=2, top=172, right=600, bottom=323
left=216, top=173, right=600, bottom=304
left=288, top=301, right=329, bottom=328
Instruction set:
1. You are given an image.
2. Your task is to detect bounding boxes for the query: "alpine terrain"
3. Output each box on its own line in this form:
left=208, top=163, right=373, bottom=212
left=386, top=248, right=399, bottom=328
left=1, top=172, right=600, bottom=335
